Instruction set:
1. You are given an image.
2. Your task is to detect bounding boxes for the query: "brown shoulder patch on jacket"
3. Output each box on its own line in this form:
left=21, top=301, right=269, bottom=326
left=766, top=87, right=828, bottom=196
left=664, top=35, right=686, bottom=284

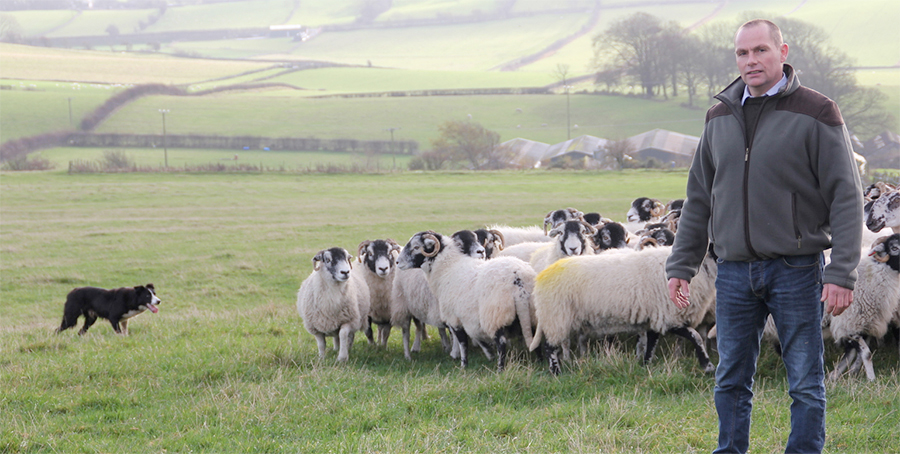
left=706, top=103, right=731, bottom=123
left=776, top=87, right=844, bottom=127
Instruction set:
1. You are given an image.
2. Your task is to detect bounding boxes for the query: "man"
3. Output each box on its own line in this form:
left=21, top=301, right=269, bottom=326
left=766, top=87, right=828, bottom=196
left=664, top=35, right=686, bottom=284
left=665, top=19, right=862, bottom=454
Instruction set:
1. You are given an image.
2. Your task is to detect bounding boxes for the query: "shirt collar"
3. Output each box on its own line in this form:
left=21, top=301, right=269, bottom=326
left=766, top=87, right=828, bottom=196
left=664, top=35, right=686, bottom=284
left=741, top=73, right=787, bottom=105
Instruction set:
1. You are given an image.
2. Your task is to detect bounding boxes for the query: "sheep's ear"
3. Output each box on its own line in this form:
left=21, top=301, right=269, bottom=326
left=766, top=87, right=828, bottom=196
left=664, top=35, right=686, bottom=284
left=548, top=226, right=564, bottom=238
left=389, top=241, right=402, bottom=259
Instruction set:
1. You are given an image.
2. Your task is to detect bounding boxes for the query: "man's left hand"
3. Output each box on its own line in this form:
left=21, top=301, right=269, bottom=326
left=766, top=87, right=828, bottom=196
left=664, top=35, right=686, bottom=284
left=822, top=283, right=853, bottom=316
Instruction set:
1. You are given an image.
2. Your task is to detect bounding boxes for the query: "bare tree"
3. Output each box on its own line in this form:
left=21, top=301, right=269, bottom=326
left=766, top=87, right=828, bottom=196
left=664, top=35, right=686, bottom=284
left=594, top=12, right=666, bottom=97
left=431, top=120, right=503, bottom=170
left=598, top=138, right=636, bottom=170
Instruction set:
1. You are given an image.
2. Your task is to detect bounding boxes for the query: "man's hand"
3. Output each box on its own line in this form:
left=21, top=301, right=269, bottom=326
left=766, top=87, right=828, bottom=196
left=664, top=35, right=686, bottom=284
left=822, top=283, right=853, bottom=316
left=668, top=278, right=691, bottom=309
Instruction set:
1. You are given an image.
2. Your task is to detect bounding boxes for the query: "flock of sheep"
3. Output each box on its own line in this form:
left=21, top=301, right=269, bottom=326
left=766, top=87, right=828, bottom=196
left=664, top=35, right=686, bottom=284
left=296, top=183, right=900, bottom=378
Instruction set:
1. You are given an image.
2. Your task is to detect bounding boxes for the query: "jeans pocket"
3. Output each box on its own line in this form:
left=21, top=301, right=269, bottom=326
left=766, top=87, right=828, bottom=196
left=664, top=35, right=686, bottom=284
left=781, top=254, right=819, bottom=268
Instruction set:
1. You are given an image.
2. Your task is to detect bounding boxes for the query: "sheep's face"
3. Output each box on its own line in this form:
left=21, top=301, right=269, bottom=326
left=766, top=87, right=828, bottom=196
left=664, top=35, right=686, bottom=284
left=869, top=233, right=900, bottom=272
left=627, top=197, right=664, bottom=223
left=582, top=212, right=602, bottom=227
left=593, top=222, right=628, bottom=251
left=452, top=230, right=485, bottom=259
left=359, top=239, right=400, bottom=278
left=550, top=220, right=594, bottom=256
left=313, top=248, right=353, bottom=282
left=398, top=231, right=443, bottom=270
left=865, top=191, right=899, bottom=233
left=473, top=228, right=504, bottom=259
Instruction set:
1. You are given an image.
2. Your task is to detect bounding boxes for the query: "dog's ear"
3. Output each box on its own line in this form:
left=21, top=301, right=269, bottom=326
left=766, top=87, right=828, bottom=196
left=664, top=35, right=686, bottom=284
left=146, top=283, right=155, bottom=291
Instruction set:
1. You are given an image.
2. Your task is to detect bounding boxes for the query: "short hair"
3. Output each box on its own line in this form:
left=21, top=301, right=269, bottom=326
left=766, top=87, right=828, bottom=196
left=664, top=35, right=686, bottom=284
left=735, top=19, right=783, bottom=48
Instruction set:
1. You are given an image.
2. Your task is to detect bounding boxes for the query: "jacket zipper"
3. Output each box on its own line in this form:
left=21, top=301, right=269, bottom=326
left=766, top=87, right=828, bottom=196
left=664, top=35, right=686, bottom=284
left=741, top=98, right=767, bottom=260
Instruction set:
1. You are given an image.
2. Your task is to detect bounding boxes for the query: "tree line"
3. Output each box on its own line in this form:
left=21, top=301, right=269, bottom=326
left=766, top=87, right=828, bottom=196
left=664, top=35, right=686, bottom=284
left=591, top=12, right=895, bottom=138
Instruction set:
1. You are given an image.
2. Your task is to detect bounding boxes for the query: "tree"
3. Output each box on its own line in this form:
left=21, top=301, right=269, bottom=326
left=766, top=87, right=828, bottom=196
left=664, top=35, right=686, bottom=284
left=598, top=138, right=636, bottom=170
left=0, top=13, right=23, bottom=43
left=594, top=13, right=666, bottom=97
left=431, top=120, right=503, bottom=170
left=105, top=24, right=120, bottom=38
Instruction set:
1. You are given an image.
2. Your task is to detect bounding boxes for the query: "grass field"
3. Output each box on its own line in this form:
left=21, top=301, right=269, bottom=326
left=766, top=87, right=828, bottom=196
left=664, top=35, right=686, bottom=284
left=92, top=93, right=710, bottom=147
left=1, top=170, right=897, bottom=453
left=34, top=147, right=413, bottom=171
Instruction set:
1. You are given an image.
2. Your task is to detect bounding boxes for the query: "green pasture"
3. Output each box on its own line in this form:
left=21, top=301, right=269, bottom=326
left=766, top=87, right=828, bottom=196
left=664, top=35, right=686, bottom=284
left=34, top=147, right=412, bottom=171
left=282, top=0, right=359, bottom=27
left=0, top=81, right=114, bottom=141
left=1, top=170, right=898, bottom=452
left=92, top=92, right=710, bottom=146
left=0, top=43, right=271, bottom=86
left=3, top=10, right=78, bottom=38
left=43, top=8, right=157, bottom=38
left=147, top=0, right=295, bottom=33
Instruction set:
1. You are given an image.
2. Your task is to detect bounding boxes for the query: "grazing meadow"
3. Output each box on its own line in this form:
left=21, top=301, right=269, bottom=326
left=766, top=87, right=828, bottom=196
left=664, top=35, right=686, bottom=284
left=2, top=170, right=898, bottom=453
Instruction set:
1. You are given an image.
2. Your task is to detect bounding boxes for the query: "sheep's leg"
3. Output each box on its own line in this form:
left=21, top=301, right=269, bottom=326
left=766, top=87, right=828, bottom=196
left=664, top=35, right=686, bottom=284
left=670, top=326, right=715, bottom=373
left=332, top=334, right=340, bottom=353
left=451, top=327, right=469, bottom=368
left=640, top=330, right=661, bottom=365
left=401, top=319, right=412, bottom=360
left=636, top=332, right=648, bottom=360
left=412, top=318, right=425, bottom=352
left=494, top=328, right=509, bottom=372
left=852, top=335, right=876, bottom=381
left=543, top=342, right=561, bottom=375
left=347, top=331, right=356, bottom=354
left=337, top=324, right=353, bottom=362
left=438, top=326, right=452, bottom=353
left=475, top=339, right=494, bottom=360
left=315, top=334, right=328, bottom=359
left=449, top=334, right=460, bottom=359
left=378, top=324, right=391, bottom=347
left=364, top=316, right=375, bottom=345
left=828, top=340, right=859, bottom=381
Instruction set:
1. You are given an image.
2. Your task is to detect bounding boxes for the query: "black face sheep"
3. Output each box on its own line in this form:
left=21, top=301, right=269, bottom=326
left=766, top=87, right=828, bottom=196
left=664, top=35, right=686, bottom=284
left=529, top=246, right=718, bottom=375
left=397, top=230, right=535, bottom=371
left=473, top=228, right=505, bottom=259
left=543, top=207, right=583, bottom=234
left=590, top=221, right=629, bottom=252
left=823, top=233, right=900, bottom=381
left=296, top=247, right=371, bottom=362
left=530, top=219, right=596, bottom=273
left=625, top=197, right=666, bottom=233
left=354, top=239, right=402, bottom=347
left=391, top=232, right=491, bottom=361
left=865, top=188, right=899, bottom=234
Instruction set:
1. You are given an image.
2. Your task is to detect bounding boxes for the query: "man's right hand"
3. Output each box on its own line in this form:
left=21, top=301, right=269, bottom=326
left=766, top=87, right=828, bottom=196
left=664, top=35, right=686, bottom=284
left=668, top=278, right=691, bottom=308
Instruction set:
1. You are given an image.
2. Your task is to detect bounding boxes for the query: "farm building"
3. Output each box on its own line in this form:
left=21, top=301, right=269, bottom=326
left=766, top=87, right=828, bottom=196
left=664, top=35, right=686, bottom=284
left=496, top=138, right=551, bottom=168
left=626, top=129, right=699, bottom=167
left=860, top=130, right=900, bottom=169
left=544, top=135, right=608, bottom=166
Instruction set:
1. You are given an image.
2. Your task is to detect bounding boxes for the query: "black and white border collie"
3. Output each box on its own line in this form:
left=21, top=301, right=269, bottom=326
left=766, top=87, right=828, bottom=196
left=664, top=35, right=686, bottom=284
left=56, top=284, right=161, bottom=335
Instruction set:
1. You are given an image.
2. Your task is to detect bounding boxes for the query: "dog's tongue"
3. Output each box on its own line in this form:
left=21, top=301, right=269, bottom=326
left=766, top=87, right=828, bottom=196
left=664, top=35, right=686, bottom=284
left=148, top=305, right=159, bottom=314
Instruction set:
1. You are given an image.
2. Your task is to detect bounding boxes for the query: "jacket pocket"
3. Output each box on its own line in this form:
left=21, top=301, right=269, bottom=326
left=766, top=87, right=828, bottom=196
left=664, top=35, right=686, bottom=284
left=791, top=193, right=802, bottom=249
left=709, top=194, right=716, bottom=244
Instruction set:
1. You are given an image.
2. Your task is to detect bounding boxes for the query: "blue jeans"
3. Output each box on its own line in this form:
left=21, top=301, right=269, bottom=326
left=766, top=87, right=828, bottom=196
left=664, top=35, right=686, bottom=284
left=713, top=254, right=826, bottom=454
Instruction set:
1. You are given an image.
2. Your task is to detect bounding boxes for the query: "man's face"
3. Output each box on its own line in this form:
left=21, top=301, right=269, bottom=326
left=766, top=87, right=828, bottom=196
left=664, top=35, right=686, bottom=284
left=734, top=24, right=788, bottom=97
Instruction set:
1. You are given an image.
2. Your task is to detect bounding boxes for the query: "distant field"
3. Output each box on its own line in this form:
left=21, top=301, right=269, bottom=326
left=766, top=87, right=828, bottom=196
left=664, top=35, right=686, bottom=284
left=4, top=10, right=77, bottom=38
left=43, top=8, right=156, bottom=38
left=146, top=0, right=295, bottom=32
left=93, top=93, right=710, bottom=146
left=0, top=81, right=115, bottom=141
left=34, top=147, right=412, bottom=171
left=0, top=43, right=271, bottom=85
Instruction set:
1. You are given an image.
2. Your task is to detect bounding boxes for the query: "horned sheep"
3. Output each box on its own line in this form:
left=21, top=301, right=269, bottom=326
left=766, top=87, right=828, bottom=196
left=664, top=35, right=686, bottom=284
left=397, top=230, right=535, bottom=371
left=529, top=246, right=718, bottom=375
left=296, top=247, right=371, bottom=362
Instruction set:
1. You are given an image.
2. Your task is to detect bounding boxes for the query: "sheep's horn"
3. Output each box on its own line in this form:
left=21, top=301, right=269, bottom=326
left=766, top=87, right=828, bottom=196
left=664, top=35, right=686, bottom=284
left=869, top=236, right=891, bottom=262
left=580, top=220, right=597, bottom=235
left=357, top=240, right=371, bottom=263
left=489, top=229, right=505, bottom=250
left=650, top=200, right=665, bottom=217
left=312, top=251, right=325, bottom=271
left=639, top=237, right=659, bottom=249
left=422, top=232, right=441, bottom=257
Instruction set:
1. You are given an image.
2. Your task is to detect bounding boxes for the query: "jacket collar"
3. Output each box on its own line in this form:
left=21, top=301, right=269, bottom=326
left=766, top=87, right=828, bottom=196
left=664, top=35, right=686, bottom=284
left=716, top=64, right=801, bottom=108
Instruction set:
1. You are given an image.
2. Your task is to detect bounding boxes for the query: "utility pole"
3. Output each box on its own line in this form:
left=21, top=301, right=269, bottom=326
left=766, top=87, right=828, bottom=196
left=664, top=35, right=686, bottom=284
left=159, top=109, right=169, bottom=168
left=68, top=97, right=73, bottom=127
left=384, top=127, right=400, bottom=169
